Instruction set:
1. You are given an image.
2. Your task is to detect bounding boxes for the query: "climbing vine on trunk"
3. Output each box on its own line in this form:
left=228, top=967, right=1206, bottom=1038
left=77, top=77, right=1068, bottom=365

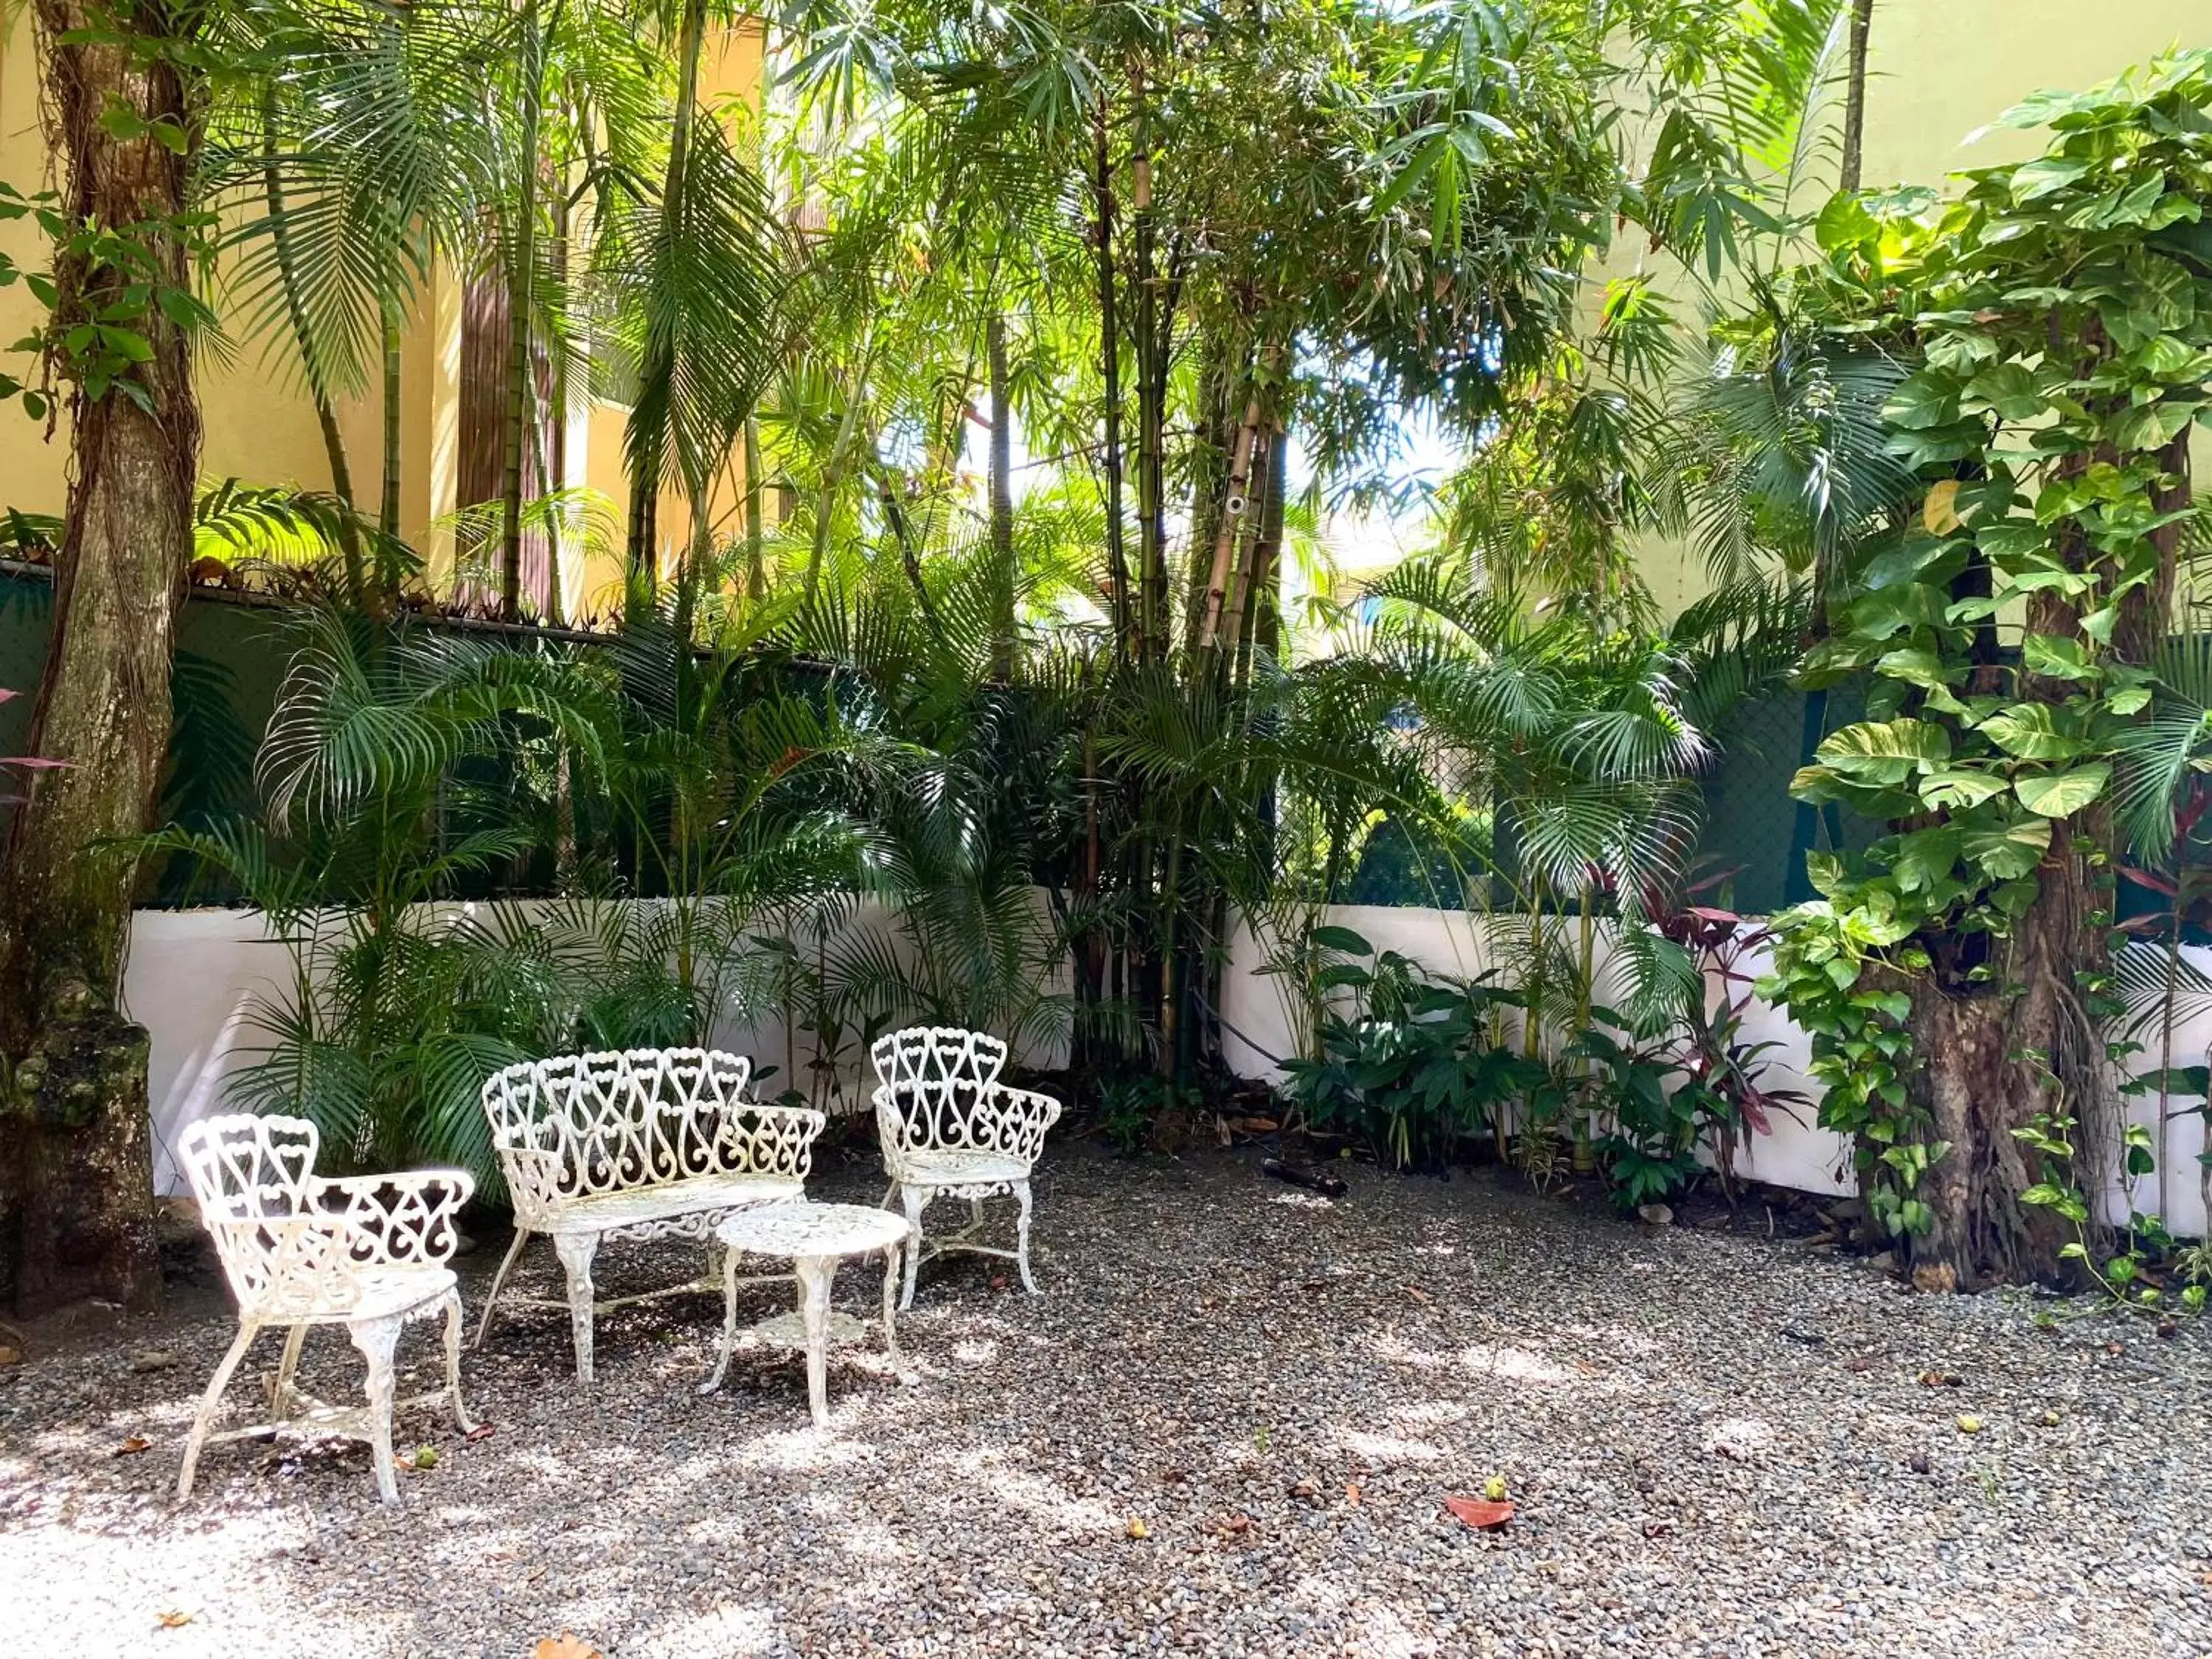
left=1759, top=50, right=2212, bottom=1288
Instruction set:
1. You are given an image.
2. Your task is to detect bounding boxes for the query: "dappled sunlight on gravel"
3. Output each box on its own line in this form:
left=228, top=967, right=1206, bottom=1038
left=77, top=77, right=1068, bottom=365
left=4, top=1141, right=2211, bottom=1655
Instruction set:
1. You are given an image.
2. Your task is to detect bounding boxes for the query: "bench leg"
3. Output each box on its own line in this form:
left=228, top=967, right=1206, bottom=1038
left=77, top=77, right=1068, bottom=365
left=272, top=1323, right=308, bottom=1420
left=552, top=1232, right=599, bottom=1387
left=475, top=1227, right=532, bottom=1351
left=700, top=1239, right=743, bottom=1395
left=178, top=1320, right=260, bottom=1501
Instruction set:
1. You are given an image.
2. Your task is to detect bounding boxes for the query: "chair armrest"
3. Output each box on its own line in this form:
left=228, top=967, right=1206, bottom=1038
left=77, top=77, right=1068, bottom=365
left=313, top=1169, right=476, bottom=1267
left=492, top=1143, right=566, bottom=1220
left=980, top=1085, right=1063, bottom=1166
left=709, top=1102, right=827, bottom=1181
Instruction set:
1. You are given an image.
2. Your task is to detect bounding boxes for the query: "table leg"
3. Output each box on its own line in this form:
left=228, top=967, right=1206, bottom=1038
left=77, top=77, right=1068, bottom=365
left=796, top=1255, right=832, bottom=1429
left=699, top=1239, right=742, bottom=1395
left=880, top=1240, right=903, bottom=1371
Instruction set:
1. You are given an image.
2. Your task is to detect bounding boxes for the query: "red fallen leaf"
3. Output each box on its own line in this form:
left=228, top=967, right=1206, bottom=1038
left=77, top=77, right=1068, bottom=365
left=465, top=1422, right=497, bottom=1443
left=113, top=1436, right=153, bottom=1457
left=1444, top=1495, right=1515, bottom=1531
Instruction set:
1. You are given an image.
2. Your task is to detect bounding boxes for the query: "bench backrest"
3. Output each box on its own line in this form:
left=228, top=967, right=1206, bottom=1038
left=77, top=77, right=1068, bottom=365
left=481, top=1047, right=804, bottom=1201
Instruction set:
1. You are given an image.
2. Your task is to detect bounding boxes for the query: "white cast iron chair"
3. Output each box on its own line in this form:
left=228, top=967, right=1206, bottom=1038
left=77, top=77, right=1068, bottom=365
left=176, top=1114, right=476, bottom=1505
left=477, top=1047, right=824, bottom=1384
left=870, top=1026, right=1062, bottom=1309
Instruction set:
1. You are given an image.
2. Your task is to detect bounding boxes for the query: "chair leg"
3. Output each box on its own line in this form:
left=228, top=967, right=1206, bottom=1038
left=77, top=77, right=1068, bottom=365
left=552, top=1232, right=599, bottom=1387
left=898, top=1186, right=928, bottom=1311
left=440, top=1289, right=478, bottom=1434
left=474, top=1227, right=532, bottom=1351
left=272, top=1324, right=308, bottom=1420
left=348, top=1315, right=403, bottom=1506
left=178, top=1321, right=260, bottom=1501
left=1015, top=1180, right=1040, bottom=1295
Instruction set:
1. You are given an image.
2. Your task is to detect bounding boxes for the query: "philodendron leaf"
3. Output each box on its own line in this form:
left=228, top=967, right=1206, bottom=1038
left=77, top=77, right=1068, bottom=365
left=2021, top=633, right=2099, bottom=682
left=2015, top=765, right=2110, bottom=818
left=1961, top=817, right=2053, bottom=880
left=1816, top=718, right=1952, bottom=785
left=1919, top=769, right=2009, bottom=810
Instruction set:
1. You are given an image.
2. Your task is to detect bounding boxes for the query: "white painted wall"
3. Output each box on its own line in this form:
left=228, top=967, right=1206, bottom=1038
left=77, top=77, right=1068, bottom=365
left=122, top=900, right=2212, bottom=1240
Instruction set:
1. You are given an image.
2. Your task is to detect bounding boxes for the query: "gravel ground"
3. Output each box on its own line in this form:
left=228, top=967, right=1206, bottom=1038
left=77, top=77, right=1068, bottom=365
left=4, top=1141, right=2211, bottom=1658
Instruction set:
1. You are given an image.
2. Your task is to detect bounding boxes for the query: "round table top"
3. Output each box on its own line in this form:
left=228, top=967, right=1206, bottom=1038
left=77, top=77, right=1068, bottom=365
left=714, top=1200, right=911, bottom=1259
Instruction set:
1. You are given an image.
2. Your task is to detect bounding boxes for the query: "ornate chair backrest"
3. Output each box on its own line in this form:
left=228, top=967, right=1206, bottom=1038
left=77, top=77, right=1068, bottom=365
left=179, top=1113, right=347, bottom=1318
left=874, top=1077, right=1004, bottom=1162
left=869, top=1026, right=1009, bottom=1097
left=480, top=1048, right=800, bottom=1207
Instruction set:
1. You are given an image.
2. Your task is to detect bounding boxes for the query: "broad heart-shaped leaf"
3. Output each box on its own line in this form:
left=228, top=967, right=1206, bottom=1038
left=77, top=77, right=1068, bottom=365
left=2015, top=764, right=2110, bottom=818
left=1815, top=192, right=1879, bottom=251
left=1889, top=825, right=1962, bottom=893
left=1963, top=362, right=2045, bottom=422
left=1975, top=521, right=2051, bottom=562
left=1919, top=768, right=2010, bottom=810
left=2008, top=154, right=2091, bottom=201
left=1875, top=647, right=1956, bottom=690
left=1979, top=703, right=2087, bottom=760
left=1961, top=817, right=2053, bottom=880
left=1881, top=373, right=1961, bottom=431
left=1816, top=719, right=1952, bottom=785
left=2110, top=397, right=2197, bottom=453
left=2021, top=633, right=2099, bottom=682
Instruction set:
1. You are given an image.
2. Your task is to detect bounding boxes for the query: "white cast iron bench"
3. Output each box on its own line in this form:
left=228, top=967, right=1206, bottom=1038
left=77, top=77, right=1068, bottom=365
left=871, top=1026, right=1063, bottom=1309
left=477, top=1047, right=825, bottom=1384
left=177, top=1113, right=476, bottom=1505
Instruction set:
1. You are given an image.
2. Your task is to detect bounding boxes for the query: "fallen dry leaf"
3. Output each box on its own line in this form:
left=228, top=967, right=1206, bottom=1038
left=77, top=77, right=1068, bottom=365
left=532, top=1637, right=602, bottom=1659
left=465, top=1422, right=497, bottom=1443
left=1345, top=1481, right=1362, bottom=1506
left=1220, top=1514, right=1251, bottom=1534
left=1955, top=1414, right=1984, bottom=1435
left=156, top=1611, right=193, bottom=1630
left=113, top=1436, right=153, bottom=1458
left=1124, top=1517, right=1150, bottom=1540
left=1444, top=1495, right=1516, bottom=1531
left=1917, top=1371, right=1964, bottom=1388
left=1404, top=1284, right=1432, bottom=1306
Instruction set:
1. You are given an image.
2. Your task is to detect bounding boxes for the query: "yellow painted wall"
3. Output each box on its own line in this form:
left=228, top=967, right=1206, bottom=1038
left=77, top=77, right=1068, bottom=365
left=1632, top=0, right=2212, bottom=615
left=0, top=17, right=764, bottom=610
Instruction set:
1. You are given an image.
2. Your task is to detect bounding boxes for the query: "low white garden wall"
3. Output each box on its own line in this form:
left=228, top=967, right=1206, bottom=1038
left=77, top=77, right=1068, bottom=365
left=122, top=900, right=2211, bottom=1239
left=1214, top=903, right=2212, bottom=1239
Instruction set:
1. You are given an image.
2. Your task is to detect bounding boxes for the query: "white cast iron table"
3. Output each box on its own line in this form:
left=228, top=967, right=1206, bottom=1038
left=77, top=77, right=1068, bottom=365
left=703, top=1201, right=913, bottom=1425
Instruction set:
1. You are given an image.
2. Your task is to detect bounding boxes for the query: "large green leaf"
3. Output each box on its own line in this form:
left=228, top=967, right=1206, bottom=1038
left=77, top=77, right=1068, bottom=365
left=2014, top=764, right=2110, bottom=818
left=1961, top=818, right=2053, bottom=880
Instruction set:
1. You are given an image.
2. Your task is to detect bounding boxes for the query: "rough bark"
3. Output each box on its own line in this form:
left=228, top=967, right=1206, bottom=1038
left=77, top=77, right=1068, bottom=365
left=0, top=0, right=203, bottom=1314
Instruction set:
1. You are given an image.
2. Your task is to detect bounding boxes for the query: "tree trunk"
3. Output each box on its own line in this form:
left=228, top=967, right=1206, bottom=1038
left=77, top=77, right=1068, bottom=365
left=988, top=311, right=1015, bottom=678
left=0, top=0, right=204, bottom=1314
left=1899, top=434, right=2188, bottom=1289
left=742, top=415, right=767, bottom=600
left=379, top=298, right=403, bottom=549
left=1839, top=0, right=1875, bottom=194
left=1092, top=94, right=1130, bottom=656
left=625, top=0, right=708, bottom=586
left=499, top=0, right=543, bottom=621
